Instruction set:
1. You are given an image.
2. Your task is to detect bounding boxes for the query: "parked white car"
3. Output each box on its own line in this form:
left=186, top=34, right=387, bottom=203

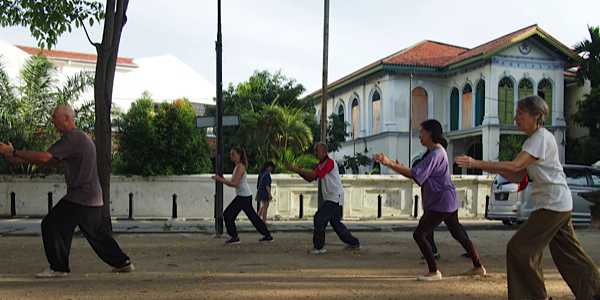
left=486, top=165, right=600, bottom=225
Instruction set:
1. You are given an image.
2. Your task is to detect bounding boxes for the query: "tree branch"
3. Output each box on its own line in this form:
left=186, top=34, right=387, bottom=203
left=80, top=19, right=99, bottom=47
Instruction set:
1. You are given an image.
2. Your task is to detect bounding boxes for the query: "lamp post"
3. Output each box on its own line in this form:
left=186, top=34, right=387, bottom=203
left=214, top=0, right=224, bottom=235
left=318, top=0, right=330, bottom=207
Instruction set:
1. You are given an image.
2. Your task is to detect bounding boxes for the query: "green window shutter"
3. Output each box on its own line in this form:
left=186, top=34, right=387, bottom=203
left=450, top=88, right=459, bottom=130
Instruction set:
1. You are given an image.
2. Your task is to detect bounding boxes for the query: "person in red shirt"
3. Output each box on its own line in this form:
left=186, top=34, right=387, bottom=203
left=288, top=143, right=360, bottom=254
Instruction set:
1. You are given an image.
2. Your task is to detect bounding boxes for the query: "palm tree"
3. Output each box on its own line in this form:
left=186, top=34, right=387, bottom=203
left=231, top=102, right=315, bottom=172
left=574, top=25, right=600, bottom=88
left=0, top=55, right=94, bottom=175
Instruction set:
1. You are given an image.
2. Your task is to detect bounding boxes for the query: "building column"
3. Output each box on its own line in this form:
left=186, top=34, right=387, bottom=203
left=484, top=65, right=500, bottom=126
left=553, top=127, right=566, bottom=163
left=482, top=125, right=500, bottom=172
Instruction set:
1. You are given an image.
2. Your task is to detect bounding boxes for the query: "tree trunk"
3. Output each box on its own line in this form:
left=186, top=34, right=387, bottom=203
left=94, top=0, right=129, bottom=231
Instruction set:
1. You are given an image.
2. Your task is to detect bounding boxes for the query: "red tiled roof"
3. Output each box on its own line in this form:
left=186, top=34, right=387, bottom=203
left=383, top=40, right=468, bottom=67
left=309, top=24, right=578, bottom=98
left=16, top=45, right=136, bottom=66
left=444, top=24, right=539, bottom=66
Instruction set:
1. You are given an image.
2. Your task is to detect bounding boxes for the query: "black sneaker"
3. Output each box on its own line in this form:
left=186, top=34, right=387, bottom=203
left=259, top=235, right=273, bottom=242
left=344, top=244, right=360, bottom=250
left=225, top=237, right=240, bottom=245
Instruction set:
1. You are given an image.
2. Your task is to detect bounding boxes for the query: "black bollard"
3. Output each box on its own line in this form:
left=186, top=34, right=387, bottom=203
left=299, top=194, right=304, bottom=219
left=484, top=195, right=490, bottom=219
left=10, top=192, right=16, bottom=217
left=128, top=193, right=134, bottom=220
left=47, top=192, right=53, bottom=213
left=377, top=194, right=382, bottom=219
left=172, top=194, right=178, bottom=219
left=413, top=195, right=419, bottom=218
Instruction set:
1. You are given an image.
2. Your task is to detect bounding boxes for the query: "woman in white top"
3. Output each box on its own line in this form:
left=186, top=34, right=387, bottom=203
left=212, top=146, right=272, bottom=245
left=456, top=95, right=600, bottom=300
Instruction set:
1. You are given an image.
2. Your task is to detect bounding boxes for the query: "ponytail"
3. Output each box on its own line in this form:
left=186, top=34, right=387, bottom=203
left=420, top=119, right=447, bottom=149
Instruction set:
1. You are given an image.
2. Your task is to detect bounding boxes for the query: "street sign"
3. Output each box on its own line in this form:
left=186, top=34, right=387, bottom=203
left=195, top=115, right=239, bottom=128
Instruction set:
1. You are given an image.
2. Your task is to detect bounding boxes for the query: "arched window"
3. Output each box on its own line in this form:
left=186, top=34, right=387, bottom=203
left=462, top=84, right=473, bottom=129
left=475, top=80, right=485, bottom=126
left=337, top=101, right=345, bottom=136
left=537, top=79, right=553, bottom=126
left=450, top=88, right=459, bottom=131
left=351, top=98, right=360, bottom=139
left=518, top=78, right=533, bottom=100
left=411, top=87, right=428, bottom=128
left=498, top=77, right=515, bottom=125
left=371, top=90, right=381, bottom=135
left=338, top=102, right=345, bottom=118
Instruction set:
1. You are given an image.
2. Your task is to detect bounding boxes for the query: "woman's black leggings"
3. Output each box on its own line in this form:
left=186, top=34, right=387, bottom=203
left=413, top=210, right=482, bottom=272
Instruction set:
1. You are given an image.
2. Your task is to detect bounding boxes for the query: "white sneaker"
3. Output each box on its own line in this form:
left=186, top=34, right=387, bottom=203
left=112, top=262, right=135, bottom=273
left=309, top=248, right=327, bottom=255
left=35, top=268, right=69, bottom=278
left=416, top=270, right=443, bottom=281
left=461, top=266, right=486, bottom=277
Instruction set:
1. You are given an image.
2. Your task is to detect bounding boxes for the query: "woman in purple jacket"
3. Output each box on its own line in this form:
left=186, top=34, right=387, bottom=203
left=374, top=119, right=485, bottom=281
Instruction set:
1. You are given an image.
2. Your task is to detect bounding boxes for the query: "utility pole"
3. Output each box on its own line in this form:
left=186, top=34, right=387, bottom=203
left=317, top=0, right=330, bottom=208
left=408, top=73, right=413, bottom=166
left=320, top=0, right=329, bottom=143
left=214, top=0, right=224, bottom=235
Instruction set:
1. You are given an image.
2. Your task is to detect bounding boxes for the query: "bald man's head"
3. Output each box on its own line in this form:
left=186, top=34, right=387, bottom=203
left=51, top=104, right=77, bottom=133
left=315, top=142, right=328, bottom=161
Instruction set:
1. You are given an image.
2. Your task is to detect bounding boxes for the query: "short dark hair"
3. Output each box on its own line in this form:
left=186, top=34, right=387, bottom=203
left=261, top=161, right=276, bottom=172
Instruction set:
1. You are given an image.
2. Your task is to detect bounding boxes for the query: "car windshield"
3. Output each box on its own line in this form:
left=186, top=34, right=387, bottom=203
left=564, top=169, right=589, bottom=187
left=495, top=175, right=511, bottom=185
left=591, top=170, right=600, bottom=188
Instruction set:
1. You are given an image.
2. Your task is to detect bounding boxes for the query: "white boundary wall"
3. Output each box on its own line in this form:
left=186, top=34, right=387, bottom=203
left=0, top=175, right=493, bottom=220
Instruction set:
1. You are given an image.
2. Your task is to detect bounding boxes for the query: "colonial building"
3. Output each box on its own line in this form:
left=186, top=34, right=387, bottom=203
left=308, top=24, right=586, bottom=174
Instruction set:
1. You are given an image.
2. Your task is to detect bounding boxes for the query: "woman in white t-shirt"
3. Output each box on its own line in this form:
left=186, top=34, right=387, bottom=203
left=455, top=96, right=600, bottom=300
left=212, top=146, right=273, bottom=245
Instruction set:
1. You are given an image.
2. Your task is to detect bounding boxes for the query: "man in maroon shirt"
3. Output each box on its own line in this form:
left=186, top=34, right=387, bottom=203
left=0, top=105, right=133, bottom=278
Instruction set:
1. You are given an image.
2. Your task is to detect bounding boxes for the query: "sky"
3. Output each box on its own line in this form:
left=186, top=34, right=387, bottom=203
left=1, top=0, right=599, bottom=93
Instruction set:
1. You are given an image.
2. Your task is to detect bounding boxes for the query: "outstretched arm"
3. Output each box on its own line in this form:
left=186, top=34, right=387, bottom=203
left=212, top=164, right=245, bottom=187
left=455, top=151, right=535, bottom=183
left=373, top=153, right=412, bottom=178
left=0, top=143, right=54, bottom=165
left=287, top=165, right=318, bottom=182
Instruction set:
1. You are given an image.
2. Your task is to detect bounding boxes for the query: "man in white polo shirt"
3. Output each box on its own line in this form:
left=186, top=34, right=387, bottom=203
left=288, top=142, right=360, bottom=254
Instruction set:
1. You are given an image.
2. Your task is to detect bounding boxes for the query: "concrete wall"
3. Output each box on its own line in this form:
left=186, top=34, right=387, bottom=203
left=0, top=174, right=493, bottom=220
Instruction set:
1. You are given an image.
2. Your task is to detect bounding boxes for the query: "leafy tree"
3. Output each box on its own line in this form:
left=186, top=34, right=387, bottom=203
left=569, top=25, right=600, bottom=164
left=217, top=70, right=317, bottom=173
left=343, top=152, right=371, bottom=175
left=0, top=55, right=94, bottom=175
left=499, top=134, right=527, bottom=161
left=574, top=26, right=600, bottom=89
left=115, top=96, right=211, bottom=176
left=566, top=136, right=600, bottom=165
left=313, top=113, right=349, bottom=153
left=0, top=0, right=130, bottom=222
left=273, top=148, right=318, bottom=174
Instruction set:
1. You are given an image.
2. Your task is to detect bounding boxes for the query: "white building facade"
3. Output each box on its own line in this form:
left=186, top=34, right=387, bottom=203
left=310, top=25, right=584, bottom=174
left=0, top=41, right=215, bottom=112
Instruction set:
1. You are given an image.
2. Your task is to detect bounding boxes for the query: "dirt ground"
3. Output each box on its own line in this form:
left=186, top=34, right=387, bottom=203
left=0, top=229, right=599, bottom=300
